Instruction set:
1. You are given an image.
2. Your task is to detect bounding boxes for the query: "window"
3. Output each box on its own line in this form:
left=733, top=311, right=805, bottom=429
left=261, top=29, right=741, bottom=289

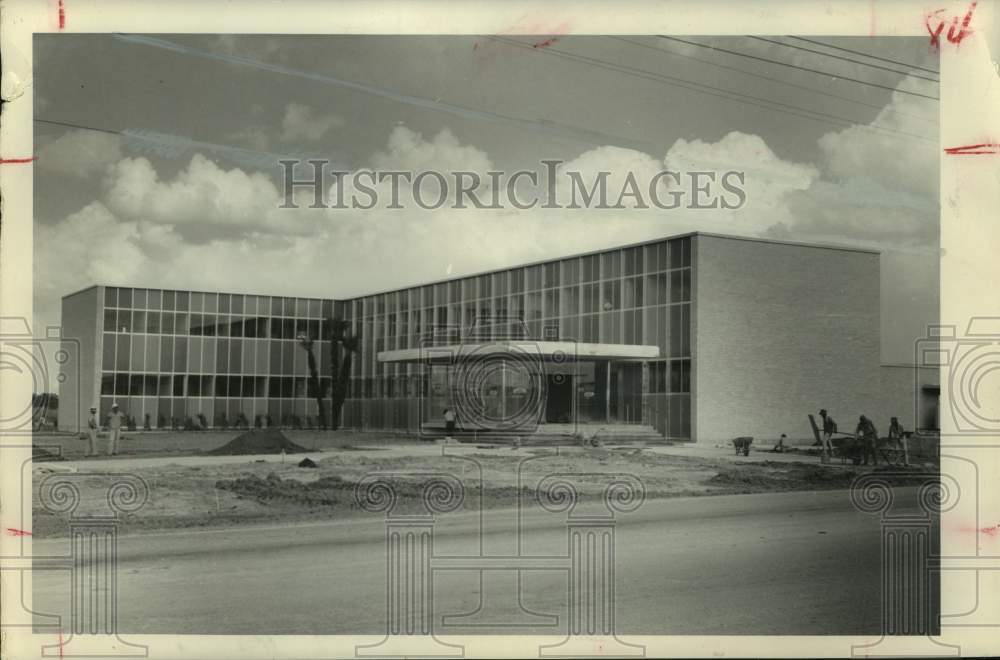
left=118, top=288, right=133, bottom=309
left=174, top=337, right=188, bottom=372
left=543, top=262, right=560, bottom=288
left=159, top=338, right=173, bottom=373
left=526, top=265, right=543, bottom=291
left=623, top=277, right=643, bottom=309
left=104, top=287, right=117, bottom=307
left=582, top=283, right=599, bottom=314
left=624, top=246, right=643, bottom=276
left=217, top=338, right=229, bottom=373
left=231, top=295, right=244, bottom=315
left=145, top=311, right=160, bottom=334
left=543, top=289, right=560, bottom=319
left=601, top=280, right=621, bottom=311
left=162, top=290, right=176, bottom=311
left=116, top=336, right=130, bottom=370
left=601, top=251, right=621, bottom=279
left=145, top=335, right=160, bottom=372
left=509, top=269, right=524, bottom=293
left=147, top=289, right=162, bottom=310
left=161, top=312, right=175, bottom=336
left=644, top=243, right=662, bottom=273
left=133, top=289, right=147, bottom=310
left=175, top=291, right=190, bottom=312
left=561, top=259, right=580, bottom=286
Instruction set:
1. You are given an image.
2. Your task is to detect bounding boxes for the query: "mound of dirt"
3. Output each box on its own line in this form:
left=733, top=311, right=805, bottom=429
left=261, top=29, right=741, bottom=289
left=32, top=445, right=65, bottom=461
left=204, top=429, right=309, bottom=456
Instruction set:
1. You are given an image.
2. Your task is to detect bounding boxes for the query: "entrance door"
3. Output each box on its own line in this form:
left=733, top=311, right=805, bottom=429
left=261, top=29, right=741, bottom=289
left=545, top=374, right=573, bottom=423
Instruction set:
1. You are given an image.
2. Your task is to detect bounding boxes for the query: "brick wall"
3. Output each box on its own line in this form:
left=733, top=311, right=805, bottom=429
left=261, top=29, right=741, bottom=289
left=692, top=235, right=884, bottom=443
left=58, top=287, right=101, bottom=433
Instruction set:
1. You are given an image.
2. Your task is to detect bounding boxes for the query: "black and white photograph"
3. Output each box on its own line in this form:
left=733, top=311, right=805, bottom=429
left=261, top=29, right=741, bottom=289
left=3, top=2, right=999, bottom=658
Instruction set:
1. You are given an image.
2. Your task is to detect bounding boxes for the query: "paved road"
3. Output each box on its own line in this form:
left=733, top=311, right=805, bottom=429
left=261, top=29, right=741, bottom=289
left=31, top=488, right=935, bottom=635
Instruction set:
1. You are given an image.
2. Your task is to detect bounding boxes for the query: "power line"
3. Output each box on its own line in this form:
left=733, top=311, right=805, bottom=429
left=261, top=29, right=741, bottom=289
left=749, top=36, right=939, bottom=82
left=611, top=36, right=937, bottom=125
left=788, top=37, right=939, bottom=75
left=657, top=36, right=939, bottom=101
left=490, top=37, right=935, bottom=144
left=35, top=118, right=121, bottom=135
left=113, top=34, right=653, bottom=153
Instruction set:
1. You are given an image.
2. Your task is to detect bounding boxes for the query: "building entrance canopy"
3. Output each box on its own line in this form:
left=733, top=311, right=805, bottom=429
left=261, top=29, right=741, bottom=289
left=377, top=341, right=660, bottom=364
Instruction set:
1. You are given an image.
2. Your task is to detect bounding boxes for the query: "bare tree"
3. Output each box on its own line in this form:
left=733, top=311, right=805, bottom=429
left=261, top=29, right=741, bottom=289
left=329, top=319, right=359, bottom=431
left=297, top=335, right=328, bottom=429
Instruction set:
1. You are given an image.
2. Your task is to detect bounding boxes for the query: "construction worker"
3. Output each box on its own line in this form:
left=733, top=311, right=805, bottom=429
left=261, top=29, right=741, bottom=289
left=819, top=409, right=837, bottom=457
left=887, top=416, right=904, bottom=448
left=773, top=433, right=788, bottom=453
left=856, top=415, right=879, bottom=466
left=443, top=407, right=456, bottom=441
left=107, top=403, right=126, bottom=456
left=86, top=406, right=99, bottom=457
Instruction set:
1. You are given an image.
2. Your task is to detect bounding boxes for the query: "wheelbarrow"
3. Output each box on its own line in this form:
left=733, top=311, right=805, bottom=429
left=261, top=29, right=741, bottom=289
left=732, top=436, right=753, bottom=456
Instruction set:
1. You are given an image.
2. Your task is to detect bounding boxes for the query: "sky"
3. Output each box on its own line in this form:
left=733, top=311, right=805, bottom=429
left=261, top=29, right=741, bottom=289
left=33, top=34, right=940, bottom=363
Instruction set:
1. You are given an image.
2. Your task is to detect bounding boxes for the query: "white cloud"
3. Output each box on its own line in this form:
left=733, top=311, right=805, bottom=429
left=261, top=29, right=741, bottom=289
left=817, top=84, right=938, bottom=197
left=371, top=125, right=493, bottom=173
left=36, top=129, right=123, bottom=178
left=280, top=102, right=346, bottom=142
left=36, top=93, right=938, bottom=365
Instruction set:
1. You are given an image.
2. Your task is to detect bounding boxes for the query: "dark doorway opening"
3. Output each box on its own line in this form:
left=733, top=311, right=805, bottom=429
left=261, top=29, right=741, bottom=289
left=545, top=374, right=573, bottom=423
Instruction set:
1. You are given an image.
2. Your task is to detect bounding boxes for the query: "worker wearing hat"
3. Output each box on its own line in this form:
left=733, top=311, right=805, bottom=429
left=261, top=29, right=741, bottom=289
left=107, top=402, right=126, bottom=456
left=86, top=406, right=99, bottom=457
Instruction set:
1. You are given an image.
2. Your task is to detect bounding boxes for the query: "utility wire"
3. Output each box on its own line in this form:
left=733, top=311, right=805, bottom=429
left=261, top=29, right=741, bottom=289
left=749, top=36, right=939, bottom=82
left=35, top=118, right=121, bottom=135
left=657, top=36, right=939, bottom=101
left=611, top=36, right=937, bottom=125
left=490, top=37, right=935, bottom=144
left=113, top=34, right=652, bottom=153
left=788, top=37, right=939, bottom=75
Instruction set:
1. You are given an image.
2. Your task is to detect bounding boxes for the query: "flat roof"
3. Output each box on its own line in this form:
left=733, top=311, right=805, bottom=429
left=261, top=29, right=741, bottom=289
left=340, top=231, right=879, bottom=301
left=378, top=341, right=660, bottom=363
left=63, top=231, right=880, bottom=303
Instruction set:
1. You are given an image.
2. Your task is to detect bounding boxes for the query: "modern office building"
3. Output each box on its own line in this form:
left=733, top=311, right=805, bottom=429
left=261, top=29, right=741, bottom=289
left=59, top=232, right=938, bottom=442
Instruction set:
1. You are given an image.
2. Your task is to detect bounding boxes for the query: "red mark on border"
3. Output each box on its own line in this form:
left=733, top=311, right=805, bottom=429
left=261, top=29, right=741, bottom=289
left=944, top=143, right=1000, bottom=155
left=959, top=524, right=999, bottom=537
left=58, top=0, right=66, bottom=29
left=926, top=2, right=977, bottom=49
left=0, top=157, right=37, bottom=164
left=532, top=36, right=560, bottom=49
left=6, top=528, right=32, bottom=536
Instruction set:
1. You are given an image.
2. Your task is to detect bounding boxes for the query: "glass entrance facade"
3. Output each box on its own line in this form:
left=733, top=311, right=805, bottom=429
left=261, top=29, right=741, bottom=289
left=342, top=235, right=693, bottom=439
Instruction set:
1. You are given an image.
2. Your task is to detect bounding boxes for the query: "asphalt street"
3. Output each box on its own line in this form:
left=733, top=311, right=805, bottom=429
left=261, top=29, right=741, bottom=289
left=31, top=488, right=935, bottom=635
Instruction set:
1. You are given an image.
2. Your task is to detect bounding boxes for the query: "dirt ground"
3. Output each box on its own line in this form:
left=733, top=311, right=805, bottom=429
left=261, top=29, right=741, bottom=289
left=30, top=440, right=937, bottom=538
left=31, top=429, right=408, bottom=460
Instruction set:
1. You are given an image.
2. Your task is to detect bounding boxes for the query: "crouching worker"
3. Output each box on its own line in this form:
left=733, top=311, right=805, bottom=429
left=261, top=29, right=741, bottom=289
left=856, top=415, right=879, bottom=466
